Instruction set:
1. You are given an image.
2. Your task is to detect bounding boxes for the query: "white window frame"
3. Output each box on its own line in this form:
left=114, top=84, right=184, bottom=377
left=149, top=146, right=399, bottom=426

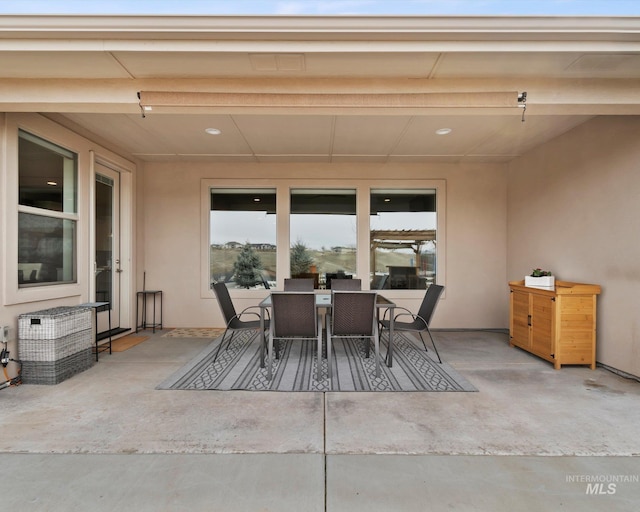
left=3, top=115, right=89, bottom=304
left=17, top=129, right=79, bottom=288
left=201, top=178, right=446, bottom=301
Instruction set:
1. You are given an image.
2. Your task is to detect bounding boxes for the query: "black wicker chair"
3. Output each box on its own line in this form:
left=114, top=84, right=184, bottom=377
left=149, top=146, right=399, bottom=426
left=379, top=284, right=444, bottom=364
left=284, top=278, right=315, bottom=291
left=212, top=282, right=271, bottom=364
left=327, top=291, right=379, bottom=382
left=267, top=292, right=322, bottom=380
left=330, top=278, right=362, bottom=291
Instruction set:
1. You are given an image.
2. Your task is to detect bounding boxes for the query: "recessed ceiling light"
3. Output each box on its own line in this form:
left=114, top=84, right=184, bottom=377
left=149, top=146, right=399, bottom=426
left=435, top=128, right=452, bottom=135
left=253, top=198, right=261, bottom=202
left=205, top=128, right=221, bottom=135
left=47, top=181, right=58, bottom=186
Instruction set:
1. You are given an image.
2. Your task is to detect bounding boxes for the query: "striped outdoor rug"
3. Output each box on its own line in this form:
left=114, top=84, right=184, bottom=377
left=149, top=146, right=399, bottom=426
left=157, top=330, right=476, bottom=392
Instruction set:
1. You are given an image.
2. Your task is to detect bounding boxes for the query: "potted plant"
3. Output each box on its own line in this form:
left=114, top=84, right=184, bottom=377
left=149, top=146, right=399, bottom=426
left=525, top=268, right=555, bottom=289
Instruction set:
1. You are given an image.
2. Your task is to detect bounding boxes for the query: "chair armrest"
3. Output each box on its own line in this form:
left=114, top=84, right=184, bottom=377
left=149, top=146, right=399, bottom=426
left=238, top=305, right=270, bottom=322
left=393, top=311, right=428, bottom=329
left=380, top=305, right=411, bottom=323
left=380, top=305, right=413, bottom=324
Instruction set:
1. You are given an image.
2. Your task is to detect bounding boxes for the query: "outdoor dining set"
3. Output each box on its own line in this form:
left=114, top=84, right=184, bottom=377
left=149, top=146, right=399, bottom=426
left=212, top=278, right=444, bottom=387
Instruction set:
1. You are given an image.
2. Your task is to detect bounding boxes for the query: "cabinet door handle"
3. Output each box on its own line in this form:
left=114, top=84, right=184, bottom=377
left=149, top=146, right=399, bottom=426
left=527, top=314, right=532, bottom=326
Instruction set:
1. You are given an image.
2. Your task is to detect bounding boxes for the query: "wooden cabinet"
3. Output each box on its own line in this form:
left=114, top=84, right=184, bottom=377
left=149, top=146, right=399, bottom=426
left=509, top=280, right=601, bottom=369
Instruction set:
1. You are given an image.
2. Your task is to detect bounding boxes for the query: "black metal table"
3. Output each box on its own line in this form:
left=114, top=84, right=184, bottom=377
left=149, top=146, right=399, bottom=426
left=136, top=290, right=163, bottom=333
left=78, top=302, right=112, bottom=362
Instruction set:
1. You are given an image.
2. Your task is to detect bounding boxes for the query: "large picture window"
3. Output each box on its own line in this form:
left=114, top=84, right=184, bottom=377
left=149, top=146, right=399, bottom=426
left=210, top=188, right=277, bottom=289
left=202, top=180, right=443, bottom=294
left=370, top=189, right=437, bottom=290
left=290, top=189, right=356, bottom=289
left=18, top=130, right=78, bottom=287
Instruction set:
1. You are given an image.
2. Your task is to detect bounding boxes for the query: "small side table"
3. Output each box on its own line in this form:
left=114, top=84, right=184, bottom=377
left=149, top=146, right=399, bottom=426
left=136, top=290, right=163, bottom=333
left=79, top=302, right=112, bottom=362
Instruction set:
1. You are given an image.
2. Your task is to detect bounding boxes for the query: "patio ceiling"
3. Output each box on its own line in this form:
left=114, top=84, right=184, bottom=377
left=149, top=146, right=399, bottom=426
left=1, top=15, right=640, bottom=163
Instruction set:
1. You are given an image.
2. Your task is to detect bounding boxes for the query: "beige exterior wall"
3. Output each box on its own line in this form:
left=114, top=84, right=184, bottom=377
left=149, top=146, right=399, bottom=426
left=0, top=114, right=137, bottom=366
left=507, top=116, right=640, bottom=376
left=141, top=161, right=508, bottom=330
left=4, top=112, right=639, bottom=376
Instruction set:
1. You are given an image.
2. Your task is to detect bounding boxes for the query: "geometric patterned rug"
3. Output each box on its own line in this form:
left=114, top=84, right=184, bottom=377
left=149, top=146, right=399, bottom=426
left=156, top=330, right=477, bottom=392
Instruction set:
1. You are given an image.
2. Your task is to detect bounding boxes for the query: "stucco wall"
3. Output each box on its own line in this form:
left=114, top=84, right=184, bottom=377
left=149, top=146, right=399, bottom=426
left=507, top=116, right=640, bottom=376
left=141, top=162, right=508, bottom=330
left=0, top=114, right=138, bottom=372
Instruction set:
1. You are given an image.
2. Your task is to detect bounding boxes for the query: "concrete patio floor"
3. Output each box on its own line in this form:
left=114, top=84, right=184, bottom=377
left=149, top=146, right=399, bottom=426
left=1, top=329, right=639, bottom=511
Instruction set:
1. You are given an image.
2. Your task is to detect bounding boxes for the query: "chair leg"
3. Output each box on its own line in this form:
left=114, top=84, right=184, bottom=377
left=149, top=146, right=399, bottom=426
left=420, top=327, right=442, bottom=363
left=373, top=333, right=380, bottom=378
left=364, top=335, right=371, bottom=358
left=224, top=331, right=236, bottom=351
left=327, top=333, right=333, bottom=382
left=317, top=332, right=323, bottom=383
left=380, top=325, right=390, bottom=365
left=263, top=331, right=280, bottom=360
left=267, top=333, right=274, bottom=380
left=212, top=328, right=230, bottom=363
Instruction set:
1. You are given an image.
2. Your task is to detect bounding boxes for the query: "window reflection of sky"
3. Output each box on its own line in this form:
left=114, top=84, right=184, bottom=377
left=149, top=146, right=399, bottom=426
left=210, top=211, right=276, bottom=245
left=290, top=214, right=356, bottom=250
left=210, top=211, right=436, bottom=248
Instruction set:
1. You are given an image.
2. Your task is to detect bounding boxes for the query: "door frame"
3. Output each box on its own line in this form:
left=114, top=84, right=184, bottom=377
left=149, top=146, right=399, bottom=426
left=90, top=151, right=134, bottom=332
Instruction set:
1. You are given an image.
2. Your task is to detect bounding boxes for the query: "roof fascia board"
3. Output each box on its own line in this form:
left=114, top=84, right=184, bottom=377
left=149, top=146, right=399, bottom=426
left=3, top=39, right=640, bottom=53
left=0, top=15, right=639, bottom=42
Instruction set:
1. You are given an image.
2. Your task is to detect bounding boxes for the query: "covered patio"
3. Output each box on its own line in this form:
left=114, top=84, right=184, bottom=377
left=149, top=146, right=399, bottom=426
left=2, top=329, right=640, bottom=510
left=2, top=13, right=640, bottom=510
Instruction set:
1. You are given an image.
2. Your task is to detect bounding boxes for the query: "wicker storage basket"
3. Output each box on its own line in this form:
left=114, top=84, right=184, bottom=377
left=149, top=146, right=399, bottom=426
left=19, top=306, right=91, bottom=340
left=19, top=328, right=92, bottom=362
left=21, top=348, right=94, bottom=385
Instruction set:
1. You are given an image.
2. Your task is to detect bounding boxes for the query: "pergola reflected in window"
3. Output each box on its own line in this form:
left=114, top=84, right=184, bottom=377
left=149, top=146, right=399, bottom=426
left=370, top=190, right=437, bottom=290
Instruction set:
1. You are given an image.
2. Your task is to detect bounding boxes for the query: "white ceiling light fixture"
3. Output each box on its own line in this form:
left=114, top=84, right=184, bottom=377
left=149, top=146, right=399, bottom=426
left=205, top=128, right=222, bottom=135
left=435, top=128, right=452, bottom=135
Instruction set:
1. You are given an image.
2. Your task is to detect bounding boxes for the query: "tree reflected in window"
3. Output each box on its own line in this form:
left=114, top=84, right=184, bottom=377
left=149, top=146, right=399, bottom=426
left=210, top=189, right=276, bottom=289
left=290, top=189, right=356, bottom=288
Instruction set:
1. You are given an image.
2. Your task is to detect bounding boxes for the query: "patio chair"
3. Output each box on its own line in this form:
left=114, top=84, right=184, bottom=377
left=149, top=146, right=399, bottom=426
left=376, top=274, right=389, bottom=290
left=284, top=278, right=315, bottom=291
left=268, top=292, right=322, bottom=380
left=325, top=272, right=353, bottom=289
left=330, top=278, right=362, bottom=290
left=379, top=284, right=444, bottom=364
left=327, top=291, right=379, bottom=382
left=212, top=282, right=271, bottom=364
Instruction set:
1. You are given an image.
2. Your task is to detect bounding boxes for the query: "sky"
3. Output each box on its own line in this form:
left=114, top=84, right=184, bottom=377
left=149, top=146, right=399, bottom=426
left=0, top=0, right=639, bottom=16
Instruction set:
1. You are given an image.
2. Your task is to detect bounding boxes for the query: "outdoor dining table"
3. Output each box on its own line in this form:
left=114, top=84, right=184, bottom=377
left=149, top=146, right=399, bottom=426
left=258, top=292, right=396, bottom=373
